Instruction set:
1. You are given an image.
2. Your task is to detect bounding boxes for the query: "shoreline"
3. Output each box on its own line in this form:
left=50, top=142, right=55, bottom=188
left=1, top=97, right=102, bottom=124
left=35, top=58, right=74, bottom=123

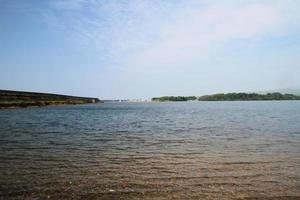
left=0, top=102, right=103, bottom=109
left=0, top=89, right=102, bottom=109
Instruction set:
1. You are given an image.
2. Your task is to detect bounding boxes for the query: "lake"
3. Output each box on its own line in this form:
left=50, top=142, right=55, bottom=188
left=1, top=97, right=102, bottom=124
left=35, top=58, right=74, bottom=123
left=0, top=101, right=300, bottom=199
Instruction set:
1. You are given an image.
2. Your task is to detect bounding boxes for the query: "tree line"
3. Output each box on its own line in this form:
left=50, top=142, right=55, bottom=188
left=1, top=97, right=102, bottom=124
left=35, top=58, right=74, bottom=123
left=152, top=93, right=300, bottom=102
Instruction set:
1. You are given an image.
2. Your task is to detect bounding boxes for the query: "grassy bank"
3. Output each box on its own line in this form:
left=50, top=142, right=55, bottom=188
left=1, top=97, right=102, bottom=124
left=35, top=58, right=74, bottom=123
left=0, top=90, right=101, bottom=108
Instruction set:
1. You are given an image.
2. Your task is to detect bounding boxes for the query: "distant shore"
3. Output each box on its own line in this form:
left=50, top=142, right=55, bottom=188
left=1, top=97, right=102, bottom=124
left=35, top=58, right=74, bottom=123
left=0, top=90, right=102, bottom=109
left=152, top=92, right=300, bottom=102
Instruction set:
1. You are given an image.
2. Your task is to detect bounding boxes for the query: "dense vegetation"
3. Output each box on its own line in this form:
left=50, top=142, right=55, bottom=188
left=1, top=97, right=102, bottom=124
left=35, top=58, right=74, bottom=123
left=152, top=96, right=197, bottom=102
left=198, top=92, right=300, bottom=101
left=0, top=90, right=101, bottom=108
left=152, top=93, right=300, bottom=102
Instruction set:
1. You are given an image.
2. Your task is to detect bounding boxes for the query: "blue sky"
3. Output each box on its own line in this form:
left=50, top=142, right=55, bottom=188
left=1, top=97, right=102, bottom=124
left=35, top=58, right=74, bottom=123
left=1, top=0, right=300, bottom=99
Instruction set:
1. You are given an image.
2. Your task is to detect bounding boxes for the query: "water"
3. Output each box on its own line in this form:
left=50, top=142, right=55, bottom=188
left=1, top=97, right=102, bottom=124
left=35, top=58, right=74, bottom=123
left=0, top=101, right=300, bottom=199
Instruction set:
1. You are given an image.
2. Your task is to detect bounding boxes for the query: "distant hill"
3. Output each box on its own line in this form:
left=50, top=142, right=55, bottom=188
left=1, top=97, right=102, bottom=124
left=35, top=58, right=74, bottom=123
left=198, top=92, right=300, bottom=101
left=0, top=90, right=101, bottom=108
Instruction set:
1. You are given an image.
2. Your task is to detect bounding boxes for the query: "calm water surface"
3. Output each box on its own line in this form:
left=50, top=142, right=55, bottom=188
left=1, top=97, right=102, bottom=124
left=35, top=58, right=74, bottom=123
left=0, top=101, right=300, bottom=199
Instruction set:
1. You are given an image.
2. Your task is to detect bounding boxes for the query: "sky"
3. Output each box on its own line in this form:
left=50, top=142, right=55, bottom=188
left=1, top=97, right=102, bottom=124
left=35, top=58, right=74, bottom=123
left=0, top=0, right=300, bottom=99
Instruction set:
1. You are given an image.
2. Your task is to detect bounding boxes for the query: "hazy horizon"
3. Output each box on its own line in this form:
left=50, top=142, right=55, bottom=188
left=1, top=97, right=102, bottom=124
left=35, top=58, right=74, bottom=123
left=1, top=0, right=300, bottom=99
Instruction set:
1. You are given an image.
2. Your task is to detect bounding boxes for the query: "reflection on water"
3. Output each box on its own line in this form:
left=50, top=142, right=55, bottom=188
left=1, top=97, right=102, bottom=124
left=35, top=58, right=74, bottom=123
left=0, top=101, right=300, bottom=199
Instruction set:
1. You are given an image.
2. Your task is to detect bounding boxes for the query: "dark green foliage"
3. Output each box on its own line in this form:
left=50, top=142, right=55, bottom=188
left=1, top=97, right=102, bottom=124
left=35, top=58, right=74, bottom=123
left=0, top=90, right=101, bottom=108
left=152, top=96, right=197, bottom=102
left=198, top=92, right=300, bottom=101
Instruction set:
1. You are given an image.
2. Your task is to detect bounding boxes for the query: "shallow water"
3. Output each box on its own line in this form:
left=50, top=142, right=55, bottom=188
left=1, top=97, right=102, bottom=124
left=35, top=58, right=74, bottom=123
left=0, top=101, right=300, bottom=199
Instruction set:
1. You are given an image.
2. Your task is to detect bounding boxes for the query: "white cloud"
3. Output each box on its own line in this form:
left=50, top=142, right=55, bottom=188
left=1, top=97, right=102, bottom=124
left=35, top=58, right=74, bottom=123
left=42, top=0, right=299, bottom=70
left=129, top=2, right=281, bottom=66
left=44, top=0, right=178, bottom=62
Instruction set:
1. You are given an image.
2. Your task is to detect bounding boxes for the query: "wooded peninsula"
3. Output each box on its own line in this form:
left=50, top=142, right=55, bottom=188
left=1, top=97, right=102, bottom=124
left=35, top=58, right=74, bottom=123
left=152, top=93, right=300, bottom=102
left=0, top=90, right=101, bottom=109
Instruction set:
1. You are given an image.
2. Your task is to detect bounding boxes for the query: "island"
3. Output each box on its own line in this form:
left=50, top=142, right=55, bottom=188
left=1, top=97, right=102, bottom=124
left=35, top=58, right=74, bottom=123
left=0, top=90, right=102, bottom=109
left=152, top=96, right=197, bottom=102
left=198, top=92, right=300, bottom=101
left=152, top=93, right=300, bottom=102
